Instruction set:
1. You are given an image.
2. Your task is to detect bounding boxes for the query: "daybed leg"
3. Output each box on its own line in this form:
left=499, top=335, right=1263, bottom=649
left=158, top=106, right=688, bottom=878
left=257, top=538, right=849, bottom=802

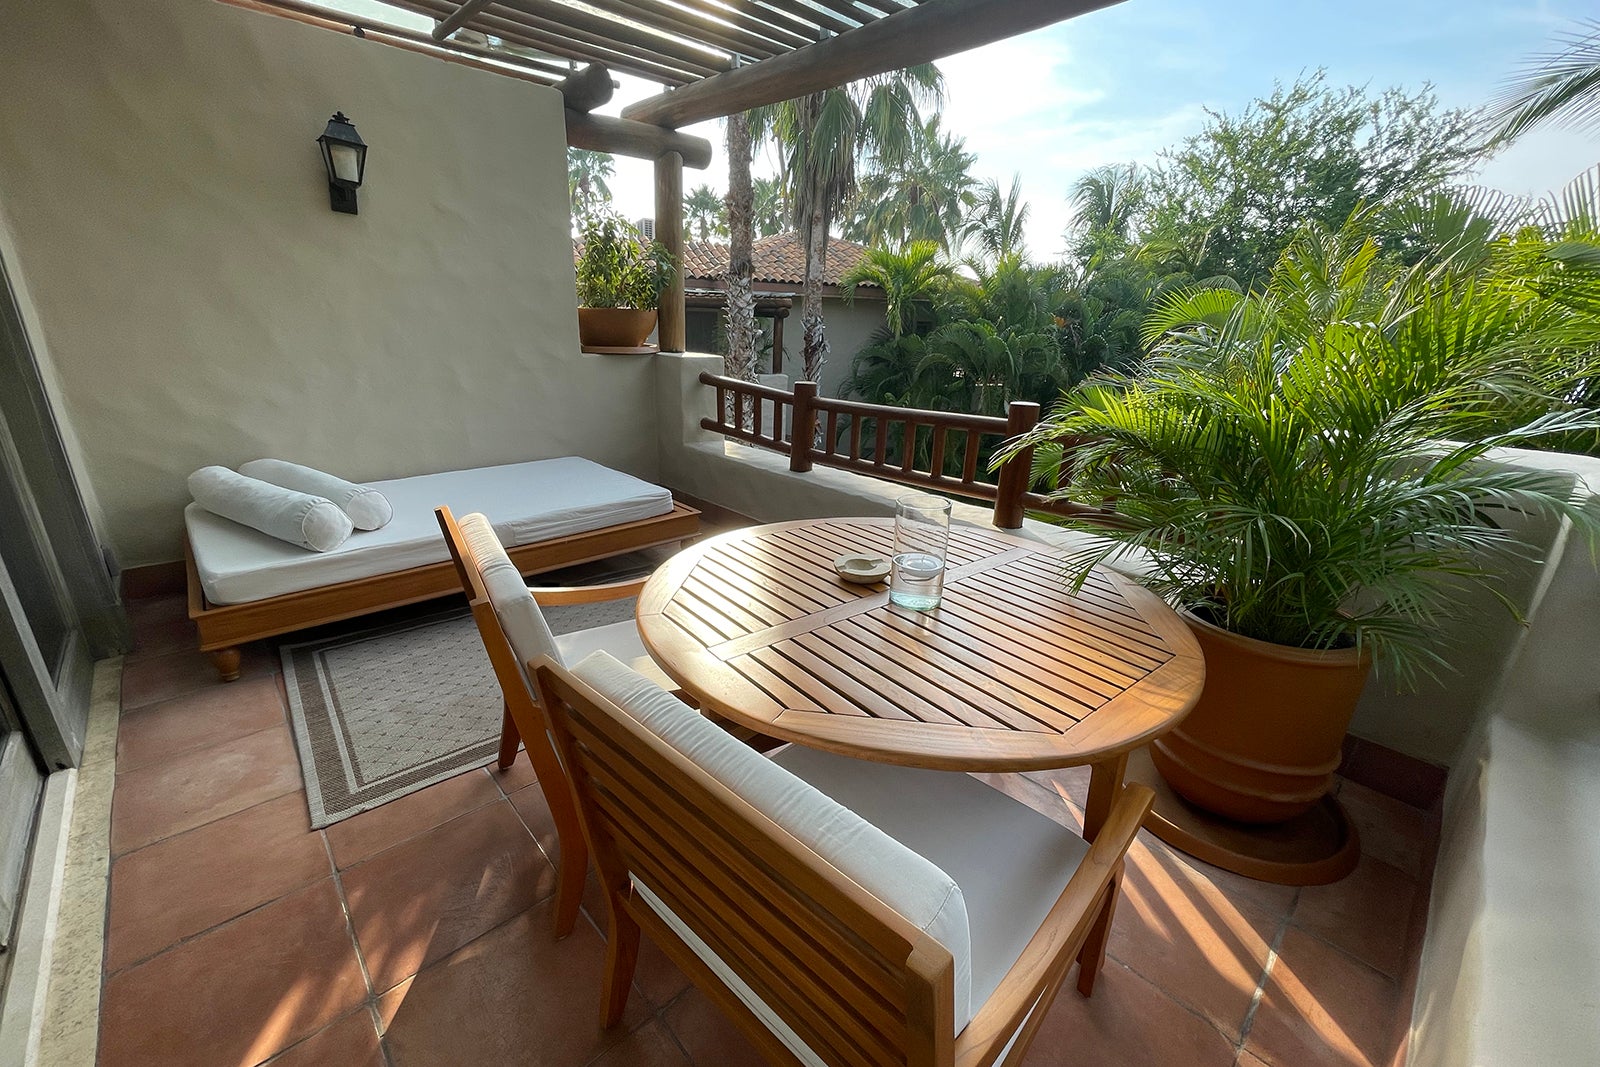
left=210, top=648, right=242, bottom=683
left=1076, top=872, right=1122, bottom=997
left=497, top=699, right=521, bottom=770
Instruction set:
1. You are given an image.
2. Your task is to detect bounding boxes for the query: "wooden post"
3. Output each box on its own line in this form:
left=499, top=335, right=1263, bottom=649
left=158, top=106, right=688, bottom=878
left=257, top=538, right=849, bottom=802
left=654, top=151, right=686, bottom=353
left=992, top=400, right=1041, bottom=529
left=771, top=307, right=788, bottom=374
left=790, top=381, right=818, bottom=473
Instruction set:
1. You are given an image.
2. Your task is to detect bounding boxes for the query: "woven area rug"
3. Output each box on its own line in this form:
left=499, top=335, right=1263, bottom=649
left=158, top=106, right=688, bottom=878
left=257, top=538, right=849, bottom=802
left=281, top=556, right=653, bottom=828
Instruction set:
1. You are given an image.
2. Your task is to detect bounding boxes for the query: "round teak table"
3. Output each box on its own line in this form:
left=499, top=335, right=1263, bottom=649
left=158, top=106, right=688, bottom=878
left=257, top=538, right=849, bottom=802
left=637, top=518, right=1206, bottom=841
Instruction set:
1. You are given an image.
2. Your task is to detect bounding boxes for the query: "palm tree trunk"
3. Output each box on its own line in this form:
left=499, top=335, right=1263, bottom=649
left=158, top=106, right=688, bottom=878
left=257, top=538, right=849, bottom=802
left=801, top=195, right=831, bottom=386
left=724, top=110, right=758, bottom=431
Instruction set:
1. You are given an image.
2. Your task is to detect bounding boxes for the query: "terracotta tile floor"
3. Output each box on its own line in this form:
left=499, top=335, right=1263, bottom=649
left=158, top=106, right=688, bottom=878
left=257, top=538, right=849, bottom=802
left=98, top=540, right=1437, bottom=1067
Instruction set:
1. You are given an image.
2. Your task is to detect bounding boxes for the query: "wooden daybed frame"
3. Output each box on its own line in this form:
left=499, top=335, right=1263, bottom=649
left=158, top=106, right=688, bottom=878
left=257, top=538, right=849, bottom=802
left=185, top=500, right=700, bottom=681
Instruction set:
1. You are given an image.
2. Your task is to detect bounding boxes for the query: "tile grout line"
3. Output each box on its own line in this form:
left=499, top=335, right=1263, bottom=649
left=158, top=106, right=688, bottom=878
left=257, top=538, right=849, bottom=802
left=320, top=832, right=395, bottom=1067
left=1236, top=886, right=1301, bottom=1053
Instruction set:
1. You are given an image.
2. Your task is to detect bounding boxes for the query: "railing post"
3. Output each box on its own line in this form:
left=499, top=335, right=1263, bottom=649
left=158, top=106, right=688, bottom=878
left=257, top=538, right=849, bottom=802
left=993, top=400, right=1041, bottom=529
left=790, top=380, right=818, bottom=473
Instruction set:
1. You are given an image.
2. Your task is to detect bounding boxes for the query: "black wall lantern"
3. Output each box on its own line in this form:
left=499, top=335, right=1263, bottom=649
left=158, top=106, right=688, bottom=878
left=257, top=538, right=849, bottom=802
left=316, top=112, right=367, bottom=215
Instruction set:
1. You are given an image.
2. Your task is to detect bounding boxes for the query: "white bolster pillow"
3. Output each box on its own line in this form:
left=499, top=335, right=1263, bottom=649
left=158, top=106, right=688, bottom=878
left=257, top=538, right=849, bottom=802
left=188, top=467, right=354, bottom=552
left=239, top=458, right=393, bottom=531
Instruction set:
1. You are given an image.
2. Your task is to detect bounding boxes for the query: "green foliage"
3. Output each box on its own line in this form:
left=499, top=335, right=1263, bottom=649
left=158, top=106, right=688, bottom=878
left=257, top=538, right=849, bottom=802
left=1140, top=72, right=1483, bottom=290
left=762, top=64, right=945, bottom=377
left=752, top=177, right=787, bottom=238
left=684, top=184, right=728, bottom=241
left=1067, top=164, right=1147, bottom=269
left=845, top=116, right=979, bottom=253
left=840, top=241, right=954, bottom=338
left=575, top=218, right=675, bottom=311
left=998, top=220, right=1600, bottom=682
left=566, top=149, right=614, bottom=232
left=962, top=175, right=1030, bottom=262
left=1484, top=18, right=1600, bottom=144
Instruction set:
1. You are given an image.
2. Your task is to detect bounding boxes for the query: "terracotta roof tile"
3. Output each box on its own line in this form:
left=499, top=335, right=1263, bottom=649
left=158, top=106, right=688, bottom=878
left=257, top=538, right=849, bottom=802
left=578, top=231, right=875, bottom=288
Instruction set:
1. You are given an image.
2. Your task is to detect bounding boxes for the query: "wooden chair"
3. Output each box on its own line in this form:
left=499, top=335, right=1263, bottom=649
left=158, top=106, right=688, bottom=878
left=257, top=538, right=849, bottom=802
left=436, top=505, right=680, bottom=939
left=533, top=651, right=1156, bottom=1067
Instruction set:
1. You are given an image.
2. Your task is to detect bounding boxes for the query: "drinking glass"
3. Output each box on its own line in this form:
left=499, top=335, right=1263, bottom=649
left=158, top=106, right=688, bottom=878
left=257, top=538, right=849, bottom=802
left=890, top=494, right=952, bottom=611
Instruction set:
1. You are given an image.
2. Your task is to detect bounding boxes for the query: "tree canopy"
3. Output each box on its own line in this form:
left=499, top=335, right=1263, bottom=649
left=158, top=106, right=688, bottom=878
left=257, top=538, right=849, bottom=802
left=1139, top=72, right=1483, bottom=290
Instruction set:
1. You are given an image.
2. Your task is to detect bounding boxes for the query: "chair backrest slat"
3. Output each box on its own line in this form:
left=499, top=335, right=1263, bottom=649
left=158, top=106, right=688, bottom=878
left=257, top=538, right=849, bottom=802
left=537, top=662, right=952, bottom=1067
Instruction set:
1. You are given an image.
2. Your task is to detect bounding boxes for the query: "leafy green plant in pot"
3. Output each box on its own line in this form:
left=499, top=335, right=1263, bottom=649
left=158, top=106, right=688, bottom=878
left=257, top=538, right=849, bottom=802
left=999, top=222, right=1600, bottom=826
left=575, top=217, right=675, bottom=349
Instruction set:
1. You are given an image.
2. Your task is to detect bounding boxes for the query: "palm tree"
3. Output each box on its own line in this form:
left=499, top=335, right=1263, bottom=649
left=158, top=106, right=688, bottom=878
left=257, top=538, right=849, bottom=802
left=567, top=148, right=614, bottom=230
left=684, top=184, right=727, bottom=241
left=1002, top=220, right=1600, bottom=679
left=1485, top=18, right=1600, bottom=144
left=963, top=175, right=1030, bottom=262
left=1067, top=164, right=1146, bottom=267
left=915, top=320, right=1064, bottom=417
left=839, top=241, right=954, bottom=338
left=847, top=116, right=978, bottom=253
left=768, top=65, right=945, bottom=384
left=752, top=177, right=787, bottom=238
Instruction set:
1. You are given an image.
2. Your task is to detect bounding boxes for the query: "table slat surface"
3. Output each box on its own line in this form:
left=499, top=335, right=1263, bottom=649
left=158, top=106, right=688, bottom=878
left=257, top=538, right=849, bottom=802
left=638, top=519, right=1205, bottom=770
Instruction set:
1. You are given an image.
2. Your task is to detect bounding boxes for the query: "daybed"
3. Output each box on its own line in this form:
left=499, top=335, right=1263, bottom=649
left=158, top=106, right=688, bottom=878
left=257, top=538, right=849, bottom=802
left=185, top=457, right=699, bottom=680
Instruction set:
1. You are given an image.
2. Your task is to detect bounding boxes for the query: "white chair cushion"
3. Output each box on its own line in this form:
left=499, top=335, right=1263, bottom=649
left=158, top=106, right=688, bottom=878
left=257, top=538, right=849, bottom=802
left=554, top=619, right=652, bottom=673
left=240, top=458, right=393, bottom=531
left=571, top=652, right=975, bottom=1038
left=769, top=745, right=1091, bottom=1015
left=187, top=466, right=352, bottom=553
left=457, top=512, right=558, bottom=671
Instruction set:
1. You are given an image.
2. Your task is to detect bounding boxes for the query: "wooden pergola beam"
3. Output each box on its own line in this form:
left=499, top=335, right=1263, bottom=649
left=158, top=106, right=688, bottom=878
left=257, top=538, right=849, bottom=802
left=235, top=0, right=563, bottom=81
left=577, top=0, right=785, bottom=61
left=671, top=0, right=818, bottom=52
left=564, top=111, right=714, bottom=169
left=624, top=0, right=1126, bottom=127
left=498, top=0, right=734, bottom=74
left=431, top=0, right=494, bottom=41
left=754, top=0, right=857, bottom=37
left=392, top=0, right=710, bottom=83
left=554, top=63, right=613, bottom=113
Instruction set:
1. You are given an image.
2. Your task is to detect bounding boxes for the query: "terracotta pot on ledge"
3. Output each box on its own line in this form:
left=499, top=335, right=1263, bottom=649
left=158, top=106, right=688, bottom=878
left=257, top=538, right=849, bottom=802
left=1151, top=610, right=1372, bottom=824
left=578, top=307, right=657, bottom=349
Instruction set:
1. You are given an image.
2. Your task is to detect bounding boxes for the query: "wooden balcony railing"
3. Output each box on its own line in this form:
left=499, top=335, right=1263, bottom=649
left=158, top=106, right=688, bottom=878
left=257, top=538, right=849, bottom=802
left=698, top=372, right=1100, bottom=529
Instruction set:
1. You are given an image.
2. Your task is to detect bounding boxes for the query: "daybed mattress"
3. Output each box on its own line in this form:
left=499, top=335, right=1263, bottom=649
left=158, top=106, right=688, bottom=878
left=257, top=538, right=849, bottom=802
left=187, top=457, right=674, bottom=606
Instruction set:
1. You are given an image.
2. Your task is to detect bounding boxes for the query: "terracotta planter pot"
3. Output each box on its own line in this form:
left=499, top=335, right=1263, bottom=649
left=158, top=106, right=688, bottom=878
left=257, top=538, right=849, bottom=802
left=577, top=307, right=657, bottom=348
left=1150, top=611, right=1371, bottom=824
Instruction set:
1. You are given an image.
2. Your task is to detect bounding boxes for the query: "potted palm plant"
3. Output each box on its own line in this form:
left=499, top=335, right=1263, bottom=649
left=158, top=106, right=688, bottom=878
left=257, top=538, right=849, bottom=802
left=1000, top=223, right=1600, bottom=826
left=575, top=217, right=675, bottom=349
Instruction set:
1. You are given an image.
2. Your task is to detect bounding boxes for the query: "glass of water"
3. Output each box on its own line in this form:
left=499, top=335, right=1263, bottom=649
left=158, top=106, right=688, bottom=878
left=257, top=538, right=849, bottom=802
left=890, top=494, right=952, bottom=611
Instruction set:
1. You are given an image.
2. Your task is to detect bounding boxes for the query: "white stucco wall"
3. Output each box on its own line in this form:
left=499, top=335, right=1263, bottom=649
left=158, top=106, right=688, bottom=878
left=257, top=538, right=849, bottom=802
left=0, top=0, right=657, bottom=566
left=1407, top=450, right=1600, bottom=1067
left=812, top=297, right=889, bottom=400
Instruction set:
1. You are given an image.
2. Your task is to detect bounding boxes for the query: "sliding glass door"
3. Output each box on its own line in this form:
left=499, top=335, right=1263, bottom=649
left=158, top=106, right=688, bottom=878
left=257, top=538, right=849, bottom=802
left=0, top=229, right=126, bottom=989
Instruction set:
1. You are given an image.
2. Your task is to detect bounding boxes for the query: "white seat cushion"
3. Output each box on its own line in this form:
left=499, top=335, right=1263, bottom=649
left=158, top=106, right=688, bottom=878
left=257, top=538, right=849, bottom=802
left=769, top=745, right=1091, bottom=1015
left=554, top=619, right=652, bottom=673
left=186, top=457, right=673, bottom=604
left=571, top=651, right=974, bottom=1041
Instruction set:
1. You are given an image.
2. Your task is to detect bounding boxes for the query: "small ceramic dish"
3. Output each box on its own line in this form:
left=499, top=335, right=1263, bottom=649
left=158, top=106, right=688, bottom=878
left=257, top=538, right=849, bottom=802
left=833, top=553, right=891, bottom=584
